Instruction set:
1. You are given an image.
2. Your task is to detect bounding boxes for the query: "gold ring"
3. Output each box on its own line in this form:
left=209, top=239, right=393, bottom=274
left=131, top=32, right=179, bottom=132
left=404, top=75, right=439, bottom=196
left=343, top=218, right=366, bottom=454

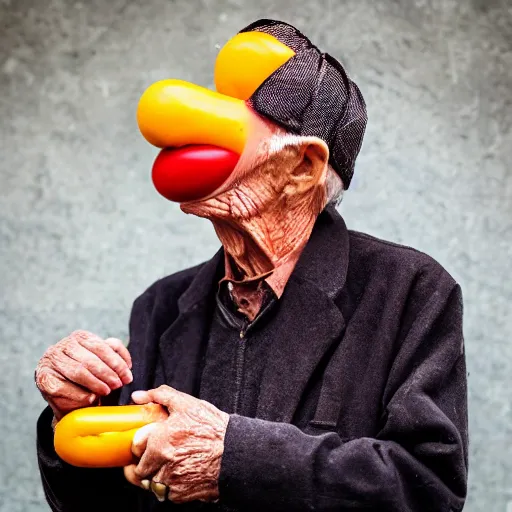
left=150, top=480, right=168, bottom=502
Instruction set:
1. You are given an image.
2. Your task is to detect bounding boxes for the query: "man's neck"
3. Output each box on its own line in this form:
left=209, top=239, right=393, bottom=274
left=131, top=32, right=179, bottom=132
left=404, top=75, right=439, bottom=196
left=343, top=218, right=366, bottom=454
left=180, top=143, right=328, bottom=309
left=211, top=199, right=320, bottom=296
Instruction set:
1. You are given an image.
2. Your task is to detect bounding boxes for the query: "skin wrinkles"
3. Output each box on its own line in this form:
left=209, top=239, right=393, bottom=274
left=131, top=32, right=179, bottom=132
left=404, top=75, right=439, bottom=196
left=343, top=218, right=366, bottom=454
left=182, top=135, right=330, bottom=292
left=35, top=330, right=133, bottom=421
left=123, top=386, right=230, bottom=503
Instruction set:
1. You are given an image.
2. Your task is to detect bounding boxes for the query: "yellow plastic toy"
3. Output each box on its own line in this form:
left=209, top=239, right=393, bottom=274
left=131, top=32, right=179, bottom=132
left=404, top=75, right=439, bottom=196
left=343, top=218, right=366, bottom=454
left=137, top=31, right=296, bottom=154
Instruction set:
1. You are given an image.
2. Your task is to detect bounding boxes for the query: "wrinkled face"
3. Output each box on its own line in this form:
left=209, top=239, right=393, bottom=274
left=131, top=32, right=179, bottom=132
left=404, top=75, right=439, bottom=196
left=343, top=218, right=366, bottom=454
left=179, top=126, right=330, bottom=223
left=136, top=30, right=300, bottom=204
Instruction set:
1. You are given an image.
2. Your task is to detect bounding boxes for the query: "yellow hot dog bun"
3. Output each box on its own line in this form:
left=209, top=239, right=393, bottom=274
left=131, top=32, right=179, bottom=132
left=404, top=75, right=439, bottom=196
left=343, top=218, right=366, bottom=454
left=54, top=404, right=168, bottom=468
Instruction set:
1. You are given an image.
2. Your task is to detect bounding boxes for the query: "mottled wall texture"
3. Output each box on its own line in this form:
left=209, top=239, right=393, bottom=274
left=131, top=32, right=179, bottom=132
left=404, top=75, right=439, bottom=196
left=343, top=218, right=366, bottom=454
left=1, top=0, right=511, bottom=510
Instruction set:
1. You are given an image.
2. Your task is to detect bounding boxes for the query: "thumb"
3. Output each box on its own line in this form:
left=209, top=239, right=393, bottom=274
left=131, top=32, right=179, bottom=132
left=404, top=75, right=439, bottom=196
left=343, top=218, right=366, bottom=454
left=131, top=422, right=158, bottom=459
left=131, top=390, right=152, bottom=404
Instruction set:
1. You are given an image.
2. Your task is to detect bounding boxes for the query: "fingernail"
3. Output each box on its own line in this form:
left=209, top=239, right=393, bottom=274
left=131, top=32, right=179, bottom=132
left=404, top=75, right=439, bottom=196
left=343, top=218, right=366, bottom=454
left=88, top=394, right=97, bottom=404
left=112, top=378, right=123, bottom=389
left=141, top=479, right=150, bottom=490
left=122, top=371, right=133, bottom=385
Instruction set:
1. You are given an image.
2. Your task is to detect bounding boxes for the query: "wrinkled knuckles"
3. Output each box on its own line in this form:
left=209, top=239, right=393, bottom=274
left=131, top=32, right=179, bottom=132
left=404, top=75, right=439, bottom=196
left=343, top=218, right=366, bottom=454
left=69, top=362, right=86, bottom=380
left=61, top=342, right=77, bottom=357
left=161, top=446, right=176, bottom=464
left=44, top=345, right=58, bottom=359
left=38, top=371, right=61, bottom=396
left=70, top=329, right=93, bottom=342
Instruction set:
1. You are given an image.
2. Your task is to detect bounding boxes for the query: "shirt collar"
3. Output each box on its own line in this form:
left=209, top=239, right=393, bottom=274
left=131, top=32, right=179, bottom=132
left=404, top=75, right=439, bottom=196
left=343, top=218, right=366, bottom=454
left=178, top=204, right=350, bottom=312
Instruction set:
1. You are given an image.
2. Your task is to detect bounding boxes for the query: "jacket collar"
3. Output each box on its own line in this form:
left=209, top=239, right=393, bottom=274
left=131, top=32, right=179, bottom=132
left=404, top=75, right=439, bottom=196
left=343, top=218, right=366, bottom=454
left=255, top=205, right=349, bottom=422
left=159, top=205, right=350, bottom=420
left=177, top=204, right=350, bottom=312
left=291, top=204, right=350, bottom=300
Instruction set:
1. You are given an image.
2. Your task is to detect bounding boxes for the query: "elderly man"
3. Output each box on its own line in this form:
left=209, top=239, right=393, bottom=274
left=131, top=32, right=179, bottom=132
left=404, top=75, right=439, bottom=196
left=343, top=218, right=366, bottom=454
left=35, top=19, right=468, bottom=512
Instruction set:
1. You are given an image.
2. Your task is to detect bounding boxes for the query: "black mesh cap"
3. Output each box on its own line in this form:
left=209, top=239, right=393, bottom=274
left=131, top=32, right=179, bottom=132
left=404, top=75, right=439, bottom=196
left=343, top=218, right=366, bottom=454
left=239, top=19, right=368, bottom=189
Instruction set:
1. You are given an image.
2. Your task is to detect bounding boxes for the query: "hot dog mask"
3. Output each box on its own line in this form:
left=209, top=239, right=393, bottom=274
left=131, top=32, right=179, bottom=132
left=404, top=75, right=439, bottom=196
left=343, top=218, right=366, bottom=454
left=54, top=19, right=367, bottom=468
left=137, top=19, right=367, bottom=202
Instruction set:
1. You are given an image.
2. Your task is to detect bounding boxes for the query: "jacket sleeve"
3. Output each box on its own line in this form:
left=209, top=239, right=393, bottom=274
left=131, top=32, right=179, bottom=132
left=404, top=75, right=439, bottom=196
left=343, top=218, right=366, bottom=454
left=35, top=287, right=160, bottom=512
left=218, top=282, right=468, bottom=511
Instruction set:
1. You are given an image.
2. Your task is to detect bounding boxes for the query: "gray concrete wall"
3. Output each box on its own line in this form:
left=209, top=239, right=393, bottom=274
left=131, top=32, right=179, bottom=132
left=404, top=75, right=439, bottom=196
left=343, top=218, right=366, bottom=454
left=1, top=0, right=511, bottom=510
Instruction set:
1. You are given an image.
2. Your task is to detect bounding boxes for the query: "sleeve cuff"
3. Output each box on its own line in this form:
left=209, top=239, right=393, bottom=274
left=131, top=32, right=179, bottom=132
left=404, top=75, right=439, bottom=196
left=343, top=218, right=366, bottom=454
left=37, top=406, right=61, bottom=464
left=218, top=415, right=322, bottom=510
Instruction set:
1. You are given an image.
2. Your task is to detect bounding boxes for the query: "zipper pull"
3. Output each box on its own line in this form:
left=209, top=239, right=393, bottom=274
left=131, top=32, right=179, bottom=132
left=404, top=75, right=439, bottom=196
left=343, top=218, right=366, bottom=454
left=240, top=318, right=248, bottom=339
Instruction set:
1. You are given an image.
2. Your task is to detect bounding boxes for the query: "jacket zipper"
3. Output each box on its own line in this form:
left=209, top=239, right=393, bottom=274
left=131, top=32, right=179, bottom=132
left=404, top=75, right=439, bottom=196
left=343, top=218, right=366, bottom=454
left=233, top=325, right=247, bottom=414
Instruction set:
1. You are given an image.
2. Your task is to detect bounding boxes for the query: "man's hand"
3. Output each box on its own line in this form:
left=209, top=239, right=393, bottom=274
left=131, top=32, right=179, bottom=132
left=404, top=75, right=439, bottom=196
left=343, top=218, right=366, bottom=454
left=123, top=385, right=230, bottom=504
left=35, top=330, right=133, bottom=421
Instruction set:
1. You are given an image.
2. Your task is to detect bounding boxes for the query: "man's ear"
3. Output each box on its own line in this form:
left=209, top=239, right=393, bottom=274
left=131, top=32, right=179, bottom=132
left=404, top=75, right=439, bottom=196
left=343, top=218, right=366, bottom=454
left=286, top=138, right=329, bottom=194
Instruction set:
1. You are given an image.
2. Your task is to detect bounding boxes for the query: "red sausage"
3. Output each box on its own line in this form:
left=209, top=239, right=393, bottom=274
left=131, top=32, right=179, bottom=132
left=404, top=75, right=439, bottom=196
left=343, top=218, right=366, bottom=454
left=152, top=145, right=240, bottom=203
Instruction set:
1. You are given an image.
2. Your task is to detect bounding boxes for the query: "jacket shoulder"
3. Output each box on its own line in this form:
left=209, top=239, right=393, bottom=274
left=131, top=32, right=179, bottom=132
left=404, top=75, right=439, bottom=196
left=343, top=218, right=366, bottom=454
left=132, top=261, right=207, bottom=310
left=126, top=261, right=209, bottom=354
left=347, top=230, right=458, bottom=290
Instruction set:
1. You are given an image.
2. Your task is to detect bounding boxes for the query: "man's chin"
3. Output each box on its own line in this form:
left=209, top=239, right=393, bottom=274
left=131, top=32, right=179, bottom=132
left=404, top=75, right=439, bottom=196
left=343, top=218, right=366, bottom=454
left=179, top=197, right=231, bottom=220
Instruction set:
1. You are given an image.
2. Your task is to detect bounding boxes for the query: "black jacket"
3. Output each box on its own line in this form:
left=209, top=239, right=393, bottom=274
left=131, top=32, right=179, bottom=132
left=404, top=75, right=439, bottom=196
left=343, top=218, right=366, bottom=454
left=36, top=206, right=468, bottom=511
